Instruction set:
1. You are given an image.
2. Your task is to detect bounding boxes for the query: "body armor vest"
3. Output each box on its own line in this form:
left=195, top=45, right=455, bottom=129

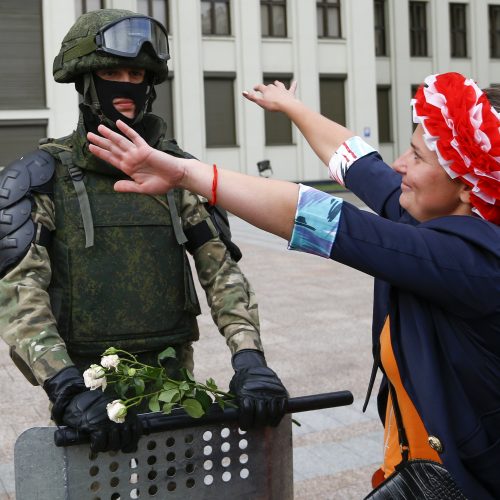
left=44, top=131, right=200, bottom=358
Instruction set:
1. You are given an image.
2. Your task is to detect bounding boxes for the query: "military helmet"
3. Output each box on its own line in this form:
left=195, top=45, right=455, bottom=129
left=53, top=9, right=169, bottom=85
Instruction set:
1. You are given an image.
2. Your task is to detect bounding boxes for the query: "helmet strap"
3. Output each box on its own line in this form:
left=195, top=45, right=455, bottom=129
left=146, top=81, right=157, bottom=112
left=78, top=73, right=102, bottom=116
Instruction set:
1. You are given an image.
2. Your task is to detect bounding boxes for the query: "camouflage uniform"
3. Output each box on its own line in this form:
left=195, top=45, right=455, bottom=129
left=0, top=11, right=287, bottom=440
left=0, top=116, right=263, bottom=386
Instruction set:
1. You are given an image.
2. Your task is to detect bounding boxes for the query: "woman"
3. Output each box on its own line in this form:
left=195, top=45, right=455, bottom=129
left=88, top=72, right=500, bottom=499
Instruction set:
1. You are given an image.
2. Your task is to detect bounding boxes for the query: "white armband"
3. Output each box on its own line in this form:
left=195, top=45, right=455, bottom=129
left=328, top=136, right=376, bottom=186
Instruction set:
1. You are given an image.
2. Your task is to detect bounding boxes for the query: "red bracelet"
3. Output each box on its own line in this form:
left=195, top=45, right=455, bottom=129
left=209, top=164, right=218, bottom=206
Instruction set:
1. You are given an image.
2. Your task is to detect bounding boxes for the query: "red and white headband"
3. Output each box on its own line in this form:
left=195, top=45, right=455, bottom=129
left=411, top=72, right=500, bottom=224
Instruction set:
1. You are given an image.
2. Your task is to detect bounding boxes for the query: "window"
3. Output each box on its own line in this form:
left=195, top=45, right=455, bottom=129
left=152, top=77, right=175, bottom=139
left=137, top=0, right=170, bottom=33
left=263, top=76, right=293, bottom=145
left=261, top=0, right=287, bottom=38
left=201, top=0, right=230, bottom=35
left=0, top=120, right=47, bottom=166
left=450, top=3, right=467, bottom=58
left=409, top=1, right=428, bottom=57
left=374, top=0, right=387, bottom=56
left=0, top=0, right=45, bottom=110
left=74, top=0, right=104, bottom=17
left=204, top=75, right=236, bottom=147
left=317, top=0, right=341, bottom=38
left=377, top=86, right=392, bottom=143
left=319, top=76, right=346, bottom=126
left=490, top=5, right=500, bottom=58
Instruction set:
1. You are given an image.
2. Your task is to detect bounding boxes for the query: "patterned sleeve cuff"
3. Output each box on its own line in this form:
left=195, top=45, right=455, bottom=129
left=328, top=136, right=376, bottom=186
left=288, top=184, right=343, bottom=258
left=225, top=327, right=264, bottom=355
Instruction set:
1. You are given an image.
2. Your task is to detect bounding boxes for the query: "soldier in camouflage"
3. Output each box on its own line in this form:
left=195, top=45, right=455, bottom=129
left=0, top=9, right=288, bottom=453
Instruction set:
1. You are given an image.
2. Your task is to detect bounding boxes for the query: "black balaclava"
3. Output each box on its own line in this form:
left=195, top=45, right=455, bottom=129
left=93, top=74, right=149, bottom=126
left=77, top=72, right=164, bottom=176
left=78, top=72, right=155, bottom=140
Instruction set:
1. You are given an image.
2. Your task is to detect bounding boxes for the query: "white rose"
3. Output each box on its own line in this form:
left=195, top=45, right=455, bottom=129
left=101, top=354, right=120, bottom=370
left=107, top=400, right=127, bottom=423
left=83, top=364, right=107, bottom=391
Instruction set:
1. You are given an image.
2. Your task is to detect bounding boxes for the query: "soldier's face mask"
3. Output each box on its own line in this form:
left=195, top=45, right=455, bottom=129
left=93, top=74, right=149, bottom=125
left=95, top=16, right=170, bottom=61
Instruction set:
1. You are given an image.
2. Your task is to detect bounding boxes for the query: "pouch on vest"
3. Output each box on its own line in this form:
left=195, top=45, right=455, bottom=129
left=160, top=139, right=242, bottom=261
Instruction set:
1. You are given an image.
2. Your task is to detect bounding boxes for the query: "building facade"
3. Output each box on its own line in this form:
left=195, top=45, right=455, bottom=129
left=1, top=0, right=499, bottom=179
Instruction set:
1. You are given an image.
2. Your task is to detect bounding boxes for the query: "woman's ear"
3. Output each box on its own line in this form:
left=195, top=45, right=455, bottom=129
left=459, top=182, right=472, bottom=204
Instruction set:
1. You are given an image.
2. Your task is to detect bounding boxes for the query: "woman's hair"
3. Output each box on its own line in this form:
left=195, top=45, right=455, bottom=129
left=483, top=85, right=500, bottom=112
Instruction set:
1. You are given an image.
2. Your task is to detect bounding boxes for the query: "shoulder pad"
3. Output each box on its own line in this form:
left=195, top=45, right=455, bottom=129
left=0, top=198, right=32, bottom=239
left=0, top=219, right=35, bottom=275
left=0, top=150, right=55, bottom=209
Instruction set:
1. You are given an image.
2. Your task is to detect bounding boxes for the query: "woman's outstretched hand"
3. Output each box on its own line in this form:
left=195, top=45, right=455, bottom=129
left=243, top=80, right=298, bottom=112
left=89, top=115, right=299, bottom=241
left=87, top=120, right=185, bottom=195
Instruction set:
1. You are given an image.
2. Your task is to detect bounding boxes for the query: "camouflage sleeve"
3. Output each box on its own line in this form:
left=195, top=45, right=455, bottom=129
left=180, top=190, right=264, bottom=355
left=0, top=193, right=73, bottom=385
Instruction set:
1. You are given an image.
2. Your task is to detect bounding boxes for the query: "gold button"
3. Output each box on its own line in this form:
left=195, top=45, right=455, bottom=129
left=428, top=435, right=443, bottom=453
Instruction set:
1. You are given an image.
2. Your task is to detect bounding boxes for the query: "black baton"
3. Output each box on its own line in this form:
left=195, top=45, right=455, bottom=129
left=54, top=390, right=353, bottom=447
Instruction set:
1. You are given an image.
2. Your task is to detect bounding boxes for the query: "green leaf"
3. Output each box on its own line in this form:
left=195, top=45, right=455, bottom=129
left=158, top=347, right=176, bottom=362
left=133, top=377, right=145, bottom=396
left=115, top=364, right=126, bottom=376
left=179, top=381, right=190, bottom=391
left=184, top=388, right=196, bottom=398
left=158, top=389, right=179, bottom=403
left=205, top=378, right=218, bottom=390
left=116, top=381, right=130, bottom=399
left=162, top=380, right=178, bottom=391
left=181, top=368, right=195, bottom=382
left=182, top=398, right=204, bottom=418
left=152, top=377, right=164, bottom=391
left=102, top=347, right=118, bottom=355
left=149, top=394, right=160, bottom=412
left=162, top=402, right=175, bottom=414
left=195, top=390, right=212, bottom=411
left=145, top=366, right=161, bottom=378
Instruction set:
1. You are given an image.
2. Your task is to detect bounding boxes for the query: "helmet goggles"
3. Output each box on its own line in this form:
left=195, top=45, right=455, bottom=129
left=95, top=16, right=170, bottom=61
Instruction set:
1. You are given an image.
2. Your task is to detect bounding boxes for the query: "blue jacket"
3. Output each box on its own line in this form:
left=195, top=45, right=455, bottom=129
left=331, top=153, right=500, bottom=499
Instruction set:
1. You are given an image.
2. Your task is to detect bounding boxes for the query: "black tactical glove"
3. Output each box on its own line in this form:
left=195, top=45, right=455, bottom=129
left=43, top=366, right=142, bottom=453
left=229, top=349, right=288, bottom=430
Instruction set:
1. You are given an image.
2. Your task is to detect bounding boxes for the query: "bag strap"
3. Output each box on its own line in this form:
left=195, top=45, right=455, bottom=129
left=362, top=348, right=380, bottom=412
left=166, top=190, right=188, bottom=245
left=40, top=141, right=95, bottom=248
left=388, top=382, right=410, bottom=463
left=58, top=150, right=95, bottom=248
left=147, top=192, right=188, bottom=246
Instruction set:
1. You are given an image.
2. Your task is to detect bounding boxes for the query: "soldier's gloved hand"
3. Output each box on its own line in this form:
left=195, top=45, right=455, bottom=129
left=229, top=349, right=288, bottom=430
left=43, top=366, right=142, bottom=453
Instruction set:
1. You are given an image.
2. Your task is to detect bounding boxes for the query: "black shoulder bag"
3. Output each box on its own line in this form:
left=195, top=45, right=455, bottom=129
left=364, top=384, right=467, bottom=499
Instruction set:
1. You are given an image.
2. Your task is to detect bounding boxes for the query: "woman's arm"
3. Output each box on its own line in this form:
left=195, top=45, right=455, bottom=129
left=242, top=81, right=354, bottom=165
left=87, top=121, right=299, bottom=240
left=87, top=121, right=500, bottom=316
